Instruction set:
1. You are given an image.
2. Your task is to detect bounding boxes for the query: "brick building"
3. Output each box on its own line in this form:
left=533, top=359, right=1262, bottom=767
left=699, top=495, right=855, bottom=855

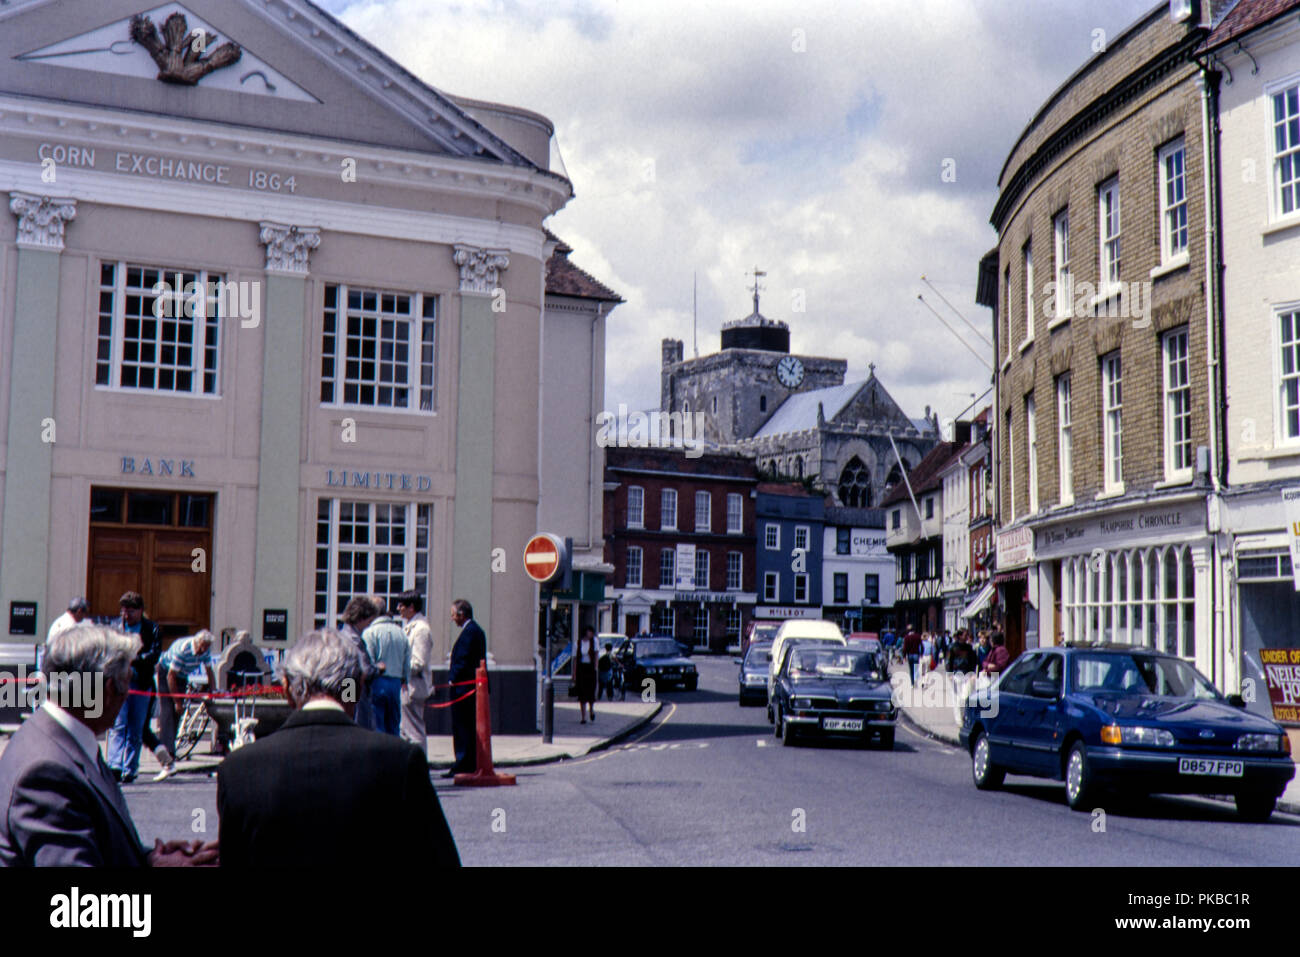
left=603, top=447, right=757, bottom=651
left=981, top=1, right=1222, bottom=666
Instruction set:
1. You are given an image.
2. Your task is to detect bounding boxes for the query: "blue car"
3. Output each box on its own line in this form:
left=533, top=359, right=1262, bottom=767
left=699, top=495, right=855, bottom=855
left=959, top=644, right=1295, bottom=821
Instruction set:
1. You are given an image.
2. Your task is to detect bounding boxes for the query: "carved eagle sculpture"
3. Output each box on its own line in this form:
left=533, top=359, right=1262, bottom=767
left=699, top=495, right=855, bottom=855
left=130, top=12, right=242, bottom=85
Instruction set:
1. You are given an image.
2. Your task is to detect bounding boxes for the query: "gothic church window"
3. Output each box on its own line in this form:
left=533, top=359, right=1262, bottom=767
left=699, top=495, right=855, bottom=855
left=838, top=456, right=871, bottom=507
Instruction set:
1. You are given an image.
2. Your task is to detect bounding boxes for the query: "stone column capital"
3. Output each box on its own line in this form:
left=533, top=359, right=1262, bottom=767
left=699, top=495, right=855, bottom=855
left=9, top=192, right=77, bottom=251
left=259, top=222, right=321, bottom=275
left=452, top=244, right=509, bottom=295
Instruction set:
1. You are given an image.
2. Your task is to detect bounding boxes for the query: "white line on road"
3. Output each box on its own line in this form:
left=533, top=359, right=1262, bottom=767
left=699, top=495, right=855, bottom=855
left=757, top=739, right=767, bottom=747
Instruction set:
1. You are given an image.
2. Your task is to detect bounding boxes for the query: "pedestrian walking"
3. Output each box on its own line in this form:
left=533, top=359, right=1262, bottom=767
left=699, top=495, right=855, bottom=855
left=339, top=596, right=380, bottom=731
left=445, top=599, right=486, bottom=777
left=573, top=626, right=598, bottom=723
left=362, top=599, right=410, bottom=736
left=618, top=640, right=635, bottom=700
left=598, top=641, right=615, bottom=702
left=397, top=590, right=433, bottom=747
left=902, top=625, right=922, bottom=687
left=982, top=632, right=1011, bottom=676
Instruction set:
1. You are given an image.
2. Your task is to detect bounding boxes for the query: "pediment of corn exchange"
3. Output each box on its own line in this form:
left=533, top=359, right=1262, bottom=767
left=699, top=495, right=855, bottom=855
left=1, top=0, right=531, bottom=165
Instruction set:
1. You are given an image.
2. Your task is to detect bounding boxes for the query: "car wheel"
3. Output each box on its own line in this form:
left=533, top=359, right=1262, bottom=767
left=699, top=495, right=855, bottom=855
left=774, top=703, right=784, bottom=739
left=1235, top=792, right=1277, bottom=823
left=783, top=718, right=798, bottom=747
left=685, top=678, right=698, bottom=691
left=1064, top=741, right=1095, bottom=811
left=878, top=729, right=895, bottom=750
left=971, top=731, right=1004, bottom=790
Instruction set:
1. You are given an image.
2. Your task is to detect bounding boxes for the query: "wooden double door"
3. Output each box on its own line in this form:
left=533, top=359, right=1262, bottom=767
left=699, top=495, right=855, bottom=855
left=88, top=487, right=213, bottom=643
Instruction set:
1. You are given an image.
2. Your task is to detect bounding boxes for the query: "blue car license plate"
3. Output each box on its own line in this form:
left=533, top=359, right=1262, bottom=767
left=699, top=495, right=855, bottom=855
left=823, top=718, right=863, bottom=732
left=1178, top=758, right=1243, bottom=777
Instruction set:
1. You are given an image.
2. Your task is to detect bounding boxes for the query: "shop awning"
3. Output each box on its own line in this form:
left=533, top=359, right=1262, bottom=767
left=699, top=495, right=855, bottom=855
left=960, top=582, right=995, bottom=620
left=994, top=568, right=1028, bottom=584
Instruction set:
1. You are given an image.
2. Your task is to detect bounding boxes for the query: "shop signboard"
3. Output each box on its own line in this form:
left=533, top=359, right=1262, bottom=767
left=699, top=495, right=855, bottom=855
left=1259, top=648, right=1300, bottom=725
left=1281, top=487, right=1300, bottom=591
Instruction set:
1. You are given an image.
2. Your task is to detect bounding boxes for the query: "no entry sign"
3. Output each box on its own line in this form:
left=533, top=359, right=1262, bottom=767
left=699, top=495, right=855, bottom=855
left=524, top=533, right=565, bottom=584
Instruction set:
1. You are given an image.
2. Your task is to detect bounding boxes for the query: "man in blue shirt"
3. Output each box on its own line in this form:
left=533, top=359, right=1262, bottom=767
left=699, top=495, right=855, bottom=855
left=153, top=629, right=217, bottom=781
left=362, top=600, right=410, bottom=736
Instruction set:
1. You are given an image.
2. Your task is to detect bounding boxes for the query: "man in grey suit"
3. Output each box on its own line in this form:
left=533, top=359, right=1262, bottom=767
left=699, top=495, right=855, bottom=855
left=0, top=624, right=218, bottom=867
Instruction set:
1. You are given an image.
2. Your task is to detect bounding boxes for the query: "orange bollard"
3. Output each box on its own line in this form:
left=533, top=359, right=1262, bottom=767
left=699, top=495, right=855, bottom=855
left=454, top=663, right=516, bottom=787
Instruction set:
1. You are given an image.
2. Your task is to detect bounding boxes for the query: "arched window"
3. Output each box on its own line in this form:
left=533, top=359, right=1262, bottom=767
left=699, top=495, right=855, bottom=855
left=837, top=456, right=871, bottom=507
left=795, top=456, right=805, bottom=478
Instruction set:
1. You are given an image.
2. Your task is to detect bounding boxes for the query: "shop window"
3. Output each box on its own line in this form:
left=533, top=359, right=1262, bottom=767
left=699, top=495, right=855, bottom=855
left=1060, top=544, right=1196, bottom=659
left=313, top=499, right=432, bottom=629
left=321, top=284, right=437, bottom=412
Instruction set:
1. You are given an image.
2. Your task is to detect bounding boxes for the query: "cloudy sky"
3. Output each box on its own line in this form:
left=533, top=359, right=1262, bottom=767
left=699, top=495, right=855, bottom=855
left=318, top=0, right=1155, bottom=431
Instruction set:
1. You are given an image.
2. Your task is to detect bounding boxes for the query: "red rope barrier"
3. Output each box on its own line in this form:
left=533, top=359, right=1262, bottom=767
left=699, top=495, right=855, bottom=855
left=426, top=688, right=476, bottom=709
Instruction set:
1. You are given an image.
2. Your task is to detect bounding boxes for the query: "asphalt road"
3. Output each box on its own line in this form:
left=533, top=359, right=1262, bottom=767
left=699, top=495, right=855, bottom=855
left=127, top=656, right=1300, bottom=865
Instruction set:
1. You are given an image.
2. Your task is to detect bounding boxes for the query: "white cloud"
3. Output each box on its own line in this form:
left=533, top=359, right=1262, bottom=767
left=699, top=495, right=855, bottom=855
left=320, top=0, right=1153, bottom=425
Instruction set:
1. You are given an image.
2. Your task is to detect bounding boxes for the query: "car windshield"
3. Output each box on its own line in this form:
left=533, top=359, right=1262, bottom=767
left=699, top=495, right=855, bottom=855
left=787, top=648, right=882, bottom=678
left=752, top=625, right=780, bottom=641
left=744, top=643, right=773, bottom=667
left=1071, top=653, right=1222, bottom=700
left=636, top=639, right=680, bottom=658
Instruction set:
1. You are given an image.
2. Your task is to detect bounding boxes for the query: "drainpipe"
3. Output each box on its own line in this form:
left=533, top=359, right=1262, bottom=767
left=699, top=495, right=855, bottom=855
left=1197, top=59, right=1227, bottom=687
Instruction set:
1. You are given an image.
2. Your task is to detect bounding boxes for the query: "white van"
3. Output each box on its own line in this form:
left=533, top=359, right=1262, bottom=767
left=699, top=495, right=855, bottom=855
left=767, top=620, right=846, bottom=718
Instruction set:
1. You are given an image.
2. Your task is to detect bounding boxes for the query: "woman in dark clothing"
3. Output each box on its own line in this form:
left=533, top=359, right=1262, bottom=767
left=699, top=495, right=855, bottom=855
left=573, top=626, right=599, bottom=723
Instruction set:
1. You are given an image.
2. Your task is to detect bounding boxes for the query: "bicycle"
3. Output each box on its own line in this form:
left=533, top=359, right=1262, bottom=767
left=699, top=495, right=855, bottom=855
left=172, top=673, right=211, bottom=760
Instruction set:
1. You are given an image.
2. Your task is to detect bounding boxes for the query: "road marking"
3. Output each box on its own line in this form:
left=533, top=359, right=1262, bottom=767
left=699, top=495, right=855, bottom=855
left=757, top=739, right=767, bottom=747
left=563, top=702, right=679, bottom=766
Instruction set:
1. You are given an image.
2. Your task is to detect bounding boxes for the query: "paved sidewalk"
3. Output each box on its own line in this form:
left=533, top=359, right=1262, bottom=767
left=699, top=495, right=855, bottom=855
left=890, top=662, right=1300, bottom=814
left=0, top=697, right=661, bottom=779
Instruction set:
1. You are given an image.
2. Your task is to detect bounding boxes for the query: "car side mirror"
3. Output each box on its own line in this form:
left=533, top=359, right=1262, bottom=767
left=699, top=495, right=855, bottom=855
left=1227, top=694, right=1246, bottom=709
left=1029, top=679, right=1059, bottom=699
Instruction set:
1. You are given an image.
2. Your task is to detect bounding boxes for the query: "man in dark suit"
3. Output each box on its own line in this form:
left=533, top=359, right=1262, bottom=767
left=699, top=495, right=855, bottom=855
left=0, top=625, right=216, bottom=866
left=446, top=598, right=486, bottom=777
left=105, top=591, right=166, bottom=782
left=217, top=628, right=460, bottom=868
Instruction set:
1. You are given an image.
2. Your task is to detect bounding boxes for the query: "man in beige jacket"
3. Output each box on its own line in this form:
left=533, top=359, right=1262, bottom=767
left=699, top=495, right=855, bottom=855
left=397, top=590, right=434, bottom=746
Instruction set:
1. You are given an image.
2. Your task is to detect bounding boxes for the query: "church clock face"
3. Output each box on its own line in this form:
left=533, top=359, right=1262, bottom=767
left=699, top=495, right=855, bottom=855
left=776, top=355, right=805, bottom=389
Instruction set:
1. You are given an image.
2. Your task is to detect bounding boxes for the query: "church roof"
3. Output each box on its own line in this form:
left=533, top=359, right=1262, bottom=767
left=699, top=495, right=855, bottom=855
left=754, top=380, right=867, bottom=437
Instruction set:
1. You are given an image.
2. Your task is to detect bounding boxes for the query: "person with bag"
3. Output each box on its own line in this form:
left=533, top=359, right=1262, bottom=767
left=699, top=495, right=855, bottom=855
left=572, top=626, right=598, bottom=723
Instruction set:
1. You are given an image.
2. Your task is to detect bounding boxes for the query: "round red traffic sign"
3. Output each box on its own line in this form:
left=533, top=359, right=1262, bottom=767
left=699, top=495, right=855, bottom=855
left=523, top=534, right=562, bottom=583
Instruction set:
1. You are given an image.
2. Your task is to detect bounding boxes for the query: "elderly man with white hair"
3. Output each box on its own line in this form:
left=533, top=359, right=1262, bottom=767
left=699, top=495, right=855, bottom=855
left=0, top=625, right=218, bottom=866
left=153, top=628, right=218, bottom=781
left=216, top=628, right=460, bottom=868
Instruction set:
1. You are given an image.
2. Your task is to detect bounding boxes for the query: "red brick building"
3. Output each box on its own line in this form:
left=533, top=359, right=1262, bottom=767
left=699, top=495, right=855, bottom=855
left=604, top=446, right=757, bottom=651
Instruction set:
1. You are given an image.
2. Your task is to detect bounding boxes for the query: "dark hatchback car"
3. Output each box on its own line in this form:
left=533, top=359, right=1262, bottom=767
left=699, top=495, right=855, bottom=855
left=772, top=643, right=895, bottom=748
left=620, top=637, right=698, bottom=691
left=960, top=644, right=1295, bottom=820
left=737, top=640, right=773, bottom=705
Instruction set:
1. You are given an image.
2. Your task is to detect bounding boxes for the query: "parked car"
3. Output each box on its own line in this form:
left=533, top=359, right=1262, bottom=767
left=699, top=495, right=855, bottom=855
left=737, top=640, right=774, bottom=705
left=768, top=620, right=845, bottom=721
left=621, top=637, right=698, bottom=691
left=771, top=643, right=895, bottom=748
left=959, top=643, right=1296, bottom=821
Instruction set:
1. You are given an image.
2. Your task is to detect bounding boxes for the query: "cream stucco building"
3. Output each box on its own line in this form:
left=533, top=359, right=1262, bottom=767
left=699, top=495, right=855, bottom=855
left=0, top=0, right=576, bottom=731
